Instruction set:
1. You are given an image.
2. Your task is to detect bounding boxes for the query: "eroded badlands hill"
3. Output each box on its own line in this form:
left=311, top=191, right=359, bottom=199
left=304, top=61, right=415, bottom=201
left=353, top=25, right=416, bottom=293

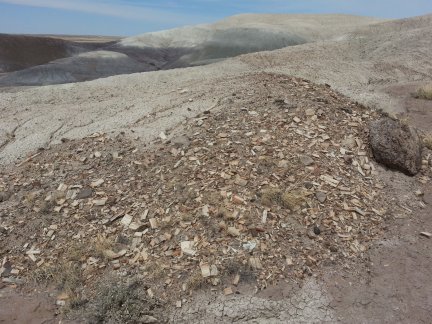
left=0, top=14, right=380, bottom=86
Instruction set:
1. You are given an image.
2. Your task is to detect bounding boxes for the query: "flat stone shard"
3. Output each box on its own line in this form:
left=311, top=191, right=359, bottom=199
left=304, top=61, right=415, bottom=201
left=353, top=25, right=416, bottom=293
left=171, top=135, right=190, bottom=148
left=369, top=117, right=422, bottom=176
left=139, top=315, right=158, bottom=323
left=76, top=188, right=93, bottom=199
left=420, top=232, right=432, bottom=238
left=90, top=178, right=104, bottom=188
left=300, top=155, right=314, bottom=166
left=180, top=241, right=196, bottom=256
left=315, top=191, right=327, bottom=203
left=0, top=191, right=11, bottom=203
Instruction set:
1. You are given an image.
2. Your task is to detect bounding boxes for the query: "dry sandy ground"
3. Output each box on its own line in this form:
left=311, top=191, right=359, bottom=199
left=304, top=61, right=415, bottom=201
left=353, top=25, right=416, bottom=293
left=1, top=13, right=432, bottom=324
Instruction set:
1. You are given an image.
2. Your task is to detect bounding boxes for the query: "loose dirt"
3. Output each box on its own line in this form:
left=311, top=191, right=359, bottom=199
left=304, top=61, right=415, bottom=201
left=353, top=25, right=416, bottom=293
left=0, top=287, right=58, bottom=323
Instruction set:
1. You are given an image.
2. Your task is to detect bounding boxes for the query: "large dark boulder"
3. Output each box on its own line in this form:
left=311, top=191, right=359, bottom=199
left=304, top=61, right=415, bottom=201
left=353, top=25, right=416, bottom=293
left=369, top=117, right=422, bottom=176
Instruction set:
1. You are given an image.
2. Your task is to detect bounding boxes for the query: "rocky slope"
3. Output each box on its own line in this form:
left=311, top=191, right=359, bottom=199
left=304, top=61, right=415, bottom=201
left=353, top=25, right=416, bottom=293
left=0, top=73, right=408, bottom=322
left=1, top=13, right=432, bottom=323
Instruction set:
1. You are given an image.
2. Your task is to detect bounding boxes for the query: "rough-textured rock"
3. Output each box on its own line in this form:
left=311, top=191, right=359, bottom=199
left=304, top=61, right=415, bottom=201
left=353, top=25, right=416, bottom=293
left=171, top=135, right=191, bottom=148
left=300, top=155, right=314, bottom=166
left=369, top=117, right=422, bottom=176
left=315, top=191, right=327, bottom=203
left=0, top=191, right=11, bottom=203
left=76, top=188, right=93, bottom=199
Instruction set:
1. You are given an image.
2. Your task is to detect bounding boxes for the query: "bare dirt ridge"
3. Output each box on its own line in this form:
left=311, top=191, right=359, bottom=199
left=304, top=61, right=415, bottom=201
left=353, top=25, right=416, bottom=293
left=1, top=13, right=432, bottom=324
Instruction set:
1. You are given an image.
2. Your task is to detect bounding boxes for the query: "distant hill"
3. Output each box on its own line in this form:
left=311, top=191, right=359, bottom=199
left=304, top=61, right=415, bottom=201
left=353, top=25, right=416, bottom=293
left=0, top=14, right=381, bottom=86
left=0, top=34, right=117, bottom=74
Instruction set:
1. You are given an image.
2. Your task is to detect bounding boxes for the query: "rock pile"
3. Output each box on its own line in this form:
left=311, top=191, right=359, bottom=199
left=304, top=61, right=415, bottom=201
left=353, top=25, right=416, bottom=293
left=0, top=74, right=396, bottom=303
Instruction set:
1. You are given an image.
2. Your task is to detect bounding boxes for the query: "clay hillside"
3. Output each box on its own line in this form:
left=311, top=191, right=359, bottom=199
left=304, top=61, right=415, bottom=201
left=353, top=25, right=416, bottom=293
left=0, top=14, right=380, bottom=86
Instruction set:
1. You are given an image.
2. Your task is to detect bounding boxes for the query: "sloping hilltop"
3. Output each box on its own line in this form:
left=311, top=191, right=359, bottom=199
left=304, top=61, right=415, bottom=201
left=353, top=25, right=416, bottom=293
left=0, top=14, right=381, bottom=86
left=241, top=14, right=432, bottom=113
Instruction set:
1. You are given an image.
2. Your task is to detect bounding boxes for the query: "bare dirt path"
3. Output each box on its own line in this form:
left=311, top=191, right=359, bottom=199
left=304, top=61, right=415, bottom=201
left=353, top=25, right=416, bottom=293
left=0, top=288, right=58, bottom=323
left=325, top=170, right=432, bottom=323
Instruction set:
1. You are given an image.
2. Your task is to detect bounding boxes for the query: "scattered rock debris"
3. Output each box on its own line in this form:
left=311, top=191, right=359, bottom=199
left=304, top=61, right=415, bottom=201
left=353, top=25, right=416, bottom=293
left=1, top=73, right=429, bottom=310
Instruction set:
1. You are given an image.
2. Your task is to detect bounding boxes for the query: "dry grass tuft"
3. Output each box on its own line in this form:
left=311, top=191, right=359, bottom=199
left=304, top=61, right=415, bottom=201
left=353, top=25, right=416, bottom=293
left=398, top=116, right=411, bottom=128
left=186, top=270, right=208, bottom=291
left=223, top=259, right=256, bottom=283
left=94, top=235, right=116, bottom=260
left=260, top=188, right=282, bottom=207
left=143, top=261, right=165, bottom=280
left=31, top=237, right=115, bottom=294
left=68, top=241, right=96, bottom=262
left=413, top=84, right=432, bottom=100
left=281, top=190, right=307, bottom=211
left=423, top=133, right=432, bottom=150
left=30, top=261, right=82, bottom=295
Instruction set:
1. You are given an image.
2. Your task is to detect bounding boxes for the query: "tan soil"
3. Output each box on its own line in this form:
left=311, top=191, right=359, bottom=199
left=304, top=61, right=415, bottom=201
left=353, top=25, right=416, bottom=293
left=0, top=287, right=58, bottom=323
left=384, top=82, right=432, bottom=131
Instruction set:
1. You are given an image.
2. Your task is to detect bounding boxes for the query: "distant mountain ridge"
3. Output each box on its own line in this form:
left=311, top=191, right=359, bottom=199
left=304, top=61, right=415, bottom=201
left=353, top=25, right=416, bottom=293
left=0, top=14, right=382, bottom=86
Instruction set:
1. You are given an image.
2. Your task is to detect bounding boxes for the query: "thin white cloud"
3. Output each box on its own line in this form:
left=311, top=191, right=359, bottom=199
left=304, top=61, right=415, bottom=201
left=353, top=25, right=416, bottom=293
left=0, top=0, right=208, bottom=24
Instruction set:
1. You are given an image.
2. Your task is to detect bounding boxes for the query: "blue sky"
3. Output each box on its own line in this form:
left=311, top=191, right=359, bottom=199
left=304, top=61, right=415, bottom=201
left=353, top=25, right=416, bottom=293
left=0, top=0, right=431, bottom=36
